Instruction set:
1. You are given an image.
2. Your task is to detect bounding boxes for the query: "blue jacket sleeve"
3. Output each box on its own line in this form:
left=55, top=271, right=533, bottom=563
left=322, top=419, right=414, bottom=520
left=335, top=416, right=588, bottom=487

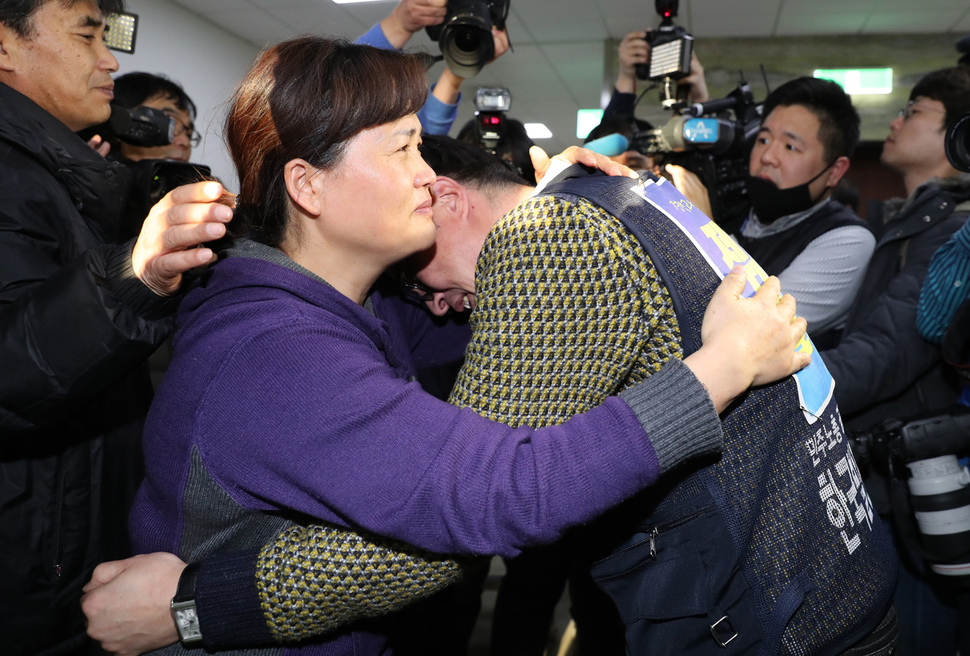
left=354, top=23, right=393, bottom=49
left=918, top=219, right=970, bottom=343
left=418, top=85, right=460, bottom=135
left=355, top=25, right=459, bottom=135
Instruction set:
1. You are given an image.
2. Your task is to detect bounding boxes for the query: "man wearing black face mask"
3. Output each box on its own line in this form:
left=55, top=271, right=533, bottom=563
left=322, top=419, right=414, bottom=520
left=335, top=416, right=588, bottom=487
left=731, top=77, right=872, bottom=348
left=671, top=77, right=871, bottom=347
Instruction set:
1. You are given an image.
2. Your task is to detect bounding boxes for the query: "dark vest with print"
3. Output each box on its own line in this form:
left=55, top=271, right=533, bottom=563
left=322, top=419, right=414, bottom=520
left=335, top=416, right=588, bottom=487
left=737, top=202, right=871, bottom=349
left=540, top=168, right=897, bottom=656
left=736, top=201, right=871, bottom=278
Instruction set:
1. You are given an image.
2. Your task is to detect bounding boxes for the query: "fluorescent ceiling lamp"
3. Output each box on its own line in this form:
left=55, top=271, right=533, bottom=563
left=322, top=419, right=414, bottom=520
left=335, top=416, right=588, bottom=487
left=525, top=123, right=553, bottom=139
left=576, top=109, right=604, bottom=139
left=813, top=68, right=893, bottom=95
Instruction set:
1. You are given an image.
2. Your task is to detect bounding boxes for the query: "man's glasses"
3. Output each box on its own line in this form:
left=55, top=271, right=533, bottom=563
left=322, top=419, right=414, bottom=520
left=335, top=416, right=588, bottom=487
left=169, top=114, right=201, bottom=147
left=897, top=101, right=945, bottom=122
left=399, top=277, right=435, bottom=303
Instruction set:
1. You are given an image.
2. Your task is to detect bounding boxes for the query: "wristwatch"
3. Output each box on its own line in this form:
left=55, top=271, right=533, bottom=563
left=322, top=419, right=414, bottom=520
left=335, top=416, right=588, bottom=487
left=170, top=562, right=203, bottom=647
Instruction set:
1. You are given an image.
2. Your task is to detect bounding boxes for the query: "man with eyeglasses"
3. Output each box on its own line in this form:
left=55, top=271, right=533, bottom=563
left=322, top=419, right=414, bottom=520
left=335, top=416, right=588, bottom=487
left=112, top=71, right=200, bottom=162
left=0, top=1, right=232, bottom=654
left=820, top=64, right=970, bottom=656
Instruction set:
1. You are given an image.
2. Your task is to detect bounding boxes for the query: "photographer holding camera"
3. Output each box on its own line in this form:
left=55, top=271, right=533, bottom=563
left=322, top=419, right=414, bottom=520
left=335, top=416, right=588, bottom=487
left=0, top=1, right=234, bottom=653
left=356, top=0, right=510, bottom=136
left=111, top=71, right=198, bottom=163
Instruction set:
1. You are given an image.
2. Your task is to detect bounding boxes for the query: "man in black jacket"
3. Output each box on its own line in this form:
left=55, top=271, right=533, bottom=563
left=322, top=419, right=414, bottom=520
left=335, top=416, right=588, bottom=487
left=821, top=65, right=970, bottom=656
left=0, top=1, right=232, bottom=654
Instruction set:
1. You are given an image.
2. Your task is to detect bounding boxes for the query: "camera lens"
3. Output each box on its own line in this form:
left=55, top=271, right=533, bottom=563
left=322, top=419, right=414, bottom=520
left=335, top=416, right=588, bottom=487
left=436, top=0, right=495, bottom=78
left=945, top=111, right=970, bottom=173
left=907, top=455, right=970, bottom=585
left=455, top=29, right=483, bottom=53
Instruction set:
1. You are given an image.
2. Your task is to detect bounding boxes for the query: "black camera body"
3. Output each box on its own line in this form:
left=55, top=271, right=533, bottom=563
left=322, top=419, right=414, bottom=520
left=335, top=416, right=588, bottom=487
left=426, top=0, right=509, bottom=78
left=851, top=407, right=970, bottom=587
left=103, top=105, right=174, bottom=147
left=631, top=81, right=762, bottom=223
left=945, top=110, right=970, bottom=173
left=117, top=159, right=212, bottom=241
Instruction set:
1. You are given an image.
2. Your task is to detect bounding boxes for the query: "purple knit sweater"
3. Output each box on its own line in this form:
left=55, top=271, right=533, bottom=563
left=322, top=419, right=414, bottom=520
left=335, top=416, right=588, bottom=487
left=129, top=248, right=718, bottom=654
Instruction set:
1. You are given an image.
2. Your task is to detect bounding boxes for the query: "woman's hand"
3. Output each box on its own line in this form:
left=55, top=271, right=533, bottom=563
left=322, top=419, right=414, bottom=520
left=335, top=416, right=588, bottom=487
left=684, top=266, right=810, bottom=412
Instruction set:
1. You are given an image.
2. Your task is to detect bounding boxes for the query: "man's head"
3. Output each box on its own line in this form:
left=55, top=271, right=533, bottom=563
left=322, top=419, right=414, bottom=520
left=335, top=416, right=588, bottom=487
left=0, top=0, right=124, bottom=132
left=749, top=77, right=858, bottom=201
left=113, top=72, right=197, bottom=162
left=881, top=66, right=970, bottom=191
left=407, top=134, right=533, bottom=315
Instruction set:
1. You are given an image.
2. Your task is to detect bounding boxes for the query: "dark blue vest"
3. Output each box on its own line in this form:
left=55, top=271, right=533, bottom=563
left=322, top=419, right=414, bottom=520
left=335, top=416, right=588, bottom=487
left=540, top=168, right=897, bottom=656
left=736, top=201, right=871, bottom=278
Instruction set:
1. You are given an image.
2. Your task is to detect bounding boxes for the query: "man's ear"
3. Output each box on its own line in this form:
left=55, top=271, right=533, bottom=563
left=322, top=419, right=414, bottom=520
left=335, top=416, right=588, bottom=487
left=825, top=156, right=851, bottom=188
left=283, top=158, right=324, bottom=218
left=0, top=23, right=19, bottom=73
left=431, top=177, right=466, bottom=221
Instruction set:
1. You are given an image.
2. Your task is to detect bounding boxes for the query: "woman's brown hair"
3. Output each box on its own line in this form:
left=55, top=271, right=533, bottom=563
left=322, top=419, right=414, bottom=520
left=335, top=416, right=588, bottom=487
left=226, top=36, right=429, bottom=246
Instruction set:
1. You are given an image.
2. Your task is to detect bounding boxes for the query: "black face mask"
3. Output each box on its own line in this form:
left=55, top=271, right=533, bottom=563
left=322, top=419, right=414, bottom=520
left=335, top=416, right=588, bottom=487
left=746, top=162, right=835, bottom=224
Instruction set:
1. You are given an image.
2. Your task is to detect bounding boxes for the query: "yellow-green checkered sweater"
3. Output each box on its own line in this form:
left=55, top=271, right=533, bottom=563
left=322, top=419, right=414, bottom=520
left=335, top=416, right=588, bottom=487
left=254, top=195, right=683, bottom=641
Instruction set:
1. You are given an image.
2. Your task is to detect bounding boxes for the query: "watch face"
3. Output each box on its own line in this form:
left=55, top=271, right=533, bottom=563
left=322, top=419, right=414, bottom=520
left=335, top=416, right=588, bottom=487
left=175, top=607, right=197, bottom=628
left=173, top=604, right=203, bottom=641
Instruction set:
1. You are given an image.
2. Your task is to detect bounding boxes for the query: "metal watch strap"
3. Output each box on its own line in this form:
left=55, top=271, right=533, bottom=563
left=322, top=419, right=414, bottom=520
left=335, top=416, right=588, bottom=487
left=171, top=562, right=203, bottom=646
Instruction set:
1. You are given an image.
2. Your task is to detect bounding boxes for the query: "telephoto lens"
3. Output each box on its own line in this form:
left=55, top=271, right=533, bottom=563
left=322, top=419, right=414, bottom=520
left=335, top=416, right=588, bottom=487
left=907, top=455, right=970, bottom=586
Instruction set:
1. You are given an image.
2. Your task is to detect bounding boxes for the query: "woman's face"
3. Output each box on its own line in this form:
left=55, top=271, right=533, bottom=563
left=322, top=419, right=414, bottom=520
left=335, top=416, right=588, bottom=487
left=317, top=114, right=437, bottom=267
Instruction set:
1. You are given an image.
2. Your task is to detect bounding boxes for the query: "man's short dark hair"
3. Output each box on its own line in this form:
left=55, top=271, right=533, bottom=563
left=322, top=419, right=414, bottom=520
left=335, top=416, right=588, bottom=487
left=113, top=72, right=196, bottom=120
left=419, top=134, right=531, bottom=190
left=910, top=65, right=970, bottom=134
left=0, top=0, right=125, bottom=38
left=761, top=76, right=861, bottom=162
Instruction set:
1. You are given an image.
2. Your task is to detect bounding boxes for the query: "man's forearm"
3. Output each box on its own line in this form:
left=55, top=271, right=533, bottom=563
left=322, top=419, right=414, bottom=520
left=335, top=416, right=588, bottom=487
left=195, top=525, right=468, bottom=649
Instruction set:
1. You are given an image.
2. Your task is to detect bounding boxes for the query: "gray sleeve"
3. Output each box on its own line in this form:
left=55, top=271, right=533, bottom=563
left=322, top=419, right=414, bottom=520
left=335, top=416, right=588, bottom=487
left=776, top=225, right=876, bottom=335
left=620, top=358, right=723, bottom=473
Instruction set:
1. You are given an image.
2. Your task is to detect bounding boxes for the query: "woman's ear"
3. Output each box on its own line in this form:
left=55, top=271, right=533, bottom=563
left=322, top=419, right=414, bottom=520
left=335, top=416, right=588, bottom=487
left=283, top=159, right=325, bottom=218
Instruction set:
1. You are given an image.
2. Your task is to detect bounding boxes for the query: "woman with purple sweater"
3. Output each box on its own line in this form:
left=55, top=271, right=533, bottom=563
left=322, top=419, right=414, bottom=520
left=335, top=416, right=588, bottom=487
left=122, top=37, right=807, bottom=655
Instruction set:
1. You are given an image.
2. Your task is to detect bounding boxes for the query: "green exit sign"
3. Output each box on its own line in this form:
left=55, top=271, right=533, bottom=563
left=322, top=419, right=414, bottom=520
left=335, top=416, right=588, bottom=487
left=814, top=68, right=893, bottom=95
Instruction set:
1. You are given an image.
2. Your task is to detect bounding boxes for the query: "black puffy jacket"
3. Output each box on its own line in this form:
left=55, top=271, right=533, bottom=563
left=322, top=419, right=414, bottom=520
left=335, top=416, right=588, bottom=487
left=0, top=83, right=173, bottom=656
left=822, top=175, right=970, bottom=434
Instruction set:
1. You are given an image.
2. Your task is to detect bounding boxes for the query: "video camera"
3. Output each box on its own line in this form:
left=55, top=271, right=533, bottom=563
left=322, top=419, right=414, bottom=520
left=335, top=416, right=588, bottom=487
left=96, top=105, right=175, bottom=148
left=82, top=105, right=212, bottom=238
left=426, top=0, right=510, bottom=79
left=618, top=0, right=761, bottom=223
left=850, top=408, right=970, bottom=587
left=945, top=111, right=970, bottom=173
left=631, top=80, right=762, bottom=224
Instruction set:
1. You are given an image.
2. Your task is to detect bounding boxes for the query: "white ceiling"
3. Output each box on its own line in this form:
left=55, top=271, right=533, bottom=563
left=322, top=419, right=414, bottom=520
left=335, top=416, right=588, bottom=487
left=168, top=0, right=970, bottom=153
